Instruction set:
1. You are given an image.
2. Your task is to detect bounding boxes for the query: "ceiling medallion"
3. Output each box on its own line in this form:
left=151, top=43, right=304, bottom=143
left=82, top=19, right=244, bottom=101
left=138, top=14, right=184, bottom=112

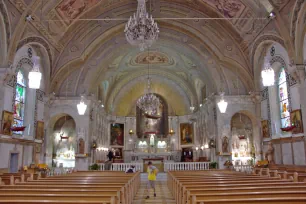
left=124, top=0, right=159, bottom=51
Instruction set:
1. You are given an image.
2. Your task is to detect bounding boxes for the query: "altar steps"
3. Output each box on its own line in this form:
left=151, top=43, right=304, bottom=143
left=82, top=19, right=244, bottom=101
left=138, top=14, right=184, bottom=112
left=132, top=180, right=175, bottom=204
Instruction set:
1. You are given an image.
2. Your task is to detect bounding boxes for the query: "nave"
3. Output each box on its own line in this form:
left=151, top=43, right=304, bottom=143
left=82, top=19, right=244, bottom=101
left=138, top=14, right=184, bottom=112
left=1, top=0, right=306, bottom=203
left=132, top=173, right=175, bottom=204
left=2, top=169, right=306, bottom=203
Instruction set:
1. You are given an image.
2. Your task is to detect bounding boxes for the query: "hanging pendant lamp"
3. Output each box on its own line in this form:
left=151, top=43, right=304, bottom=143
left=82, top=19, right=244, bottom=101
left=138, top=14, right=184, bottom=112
left=77, top=96, right=87, bottom=115
left=29, top=56, right=42, bottom=89
left=217, top=92, right=228, bottom=113
left=261, top=57, right=275, bottom=86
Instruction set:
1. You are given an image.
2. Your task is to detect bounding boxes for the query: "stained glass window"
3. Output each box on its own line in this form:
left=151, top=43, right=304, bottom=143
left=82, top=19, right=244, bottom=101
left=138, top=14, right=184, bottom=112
left=278, top=67, right=290, bottom=128
left=13, top=71, right=26, bottom=134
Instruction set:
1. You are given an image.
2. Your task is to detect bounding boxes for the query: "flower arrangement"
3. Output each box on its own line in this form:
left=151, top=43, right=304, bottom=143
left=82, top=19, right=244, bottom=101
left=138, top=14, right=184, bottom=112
left=224, top=160, right=233, bottom=167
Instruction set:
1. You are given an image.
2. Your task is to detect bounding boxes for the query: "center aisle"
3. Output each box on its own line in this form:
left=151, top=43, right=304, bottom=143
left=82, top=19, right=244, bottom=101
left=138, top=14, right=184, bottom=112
left=132, top=173, right=175, bottom=204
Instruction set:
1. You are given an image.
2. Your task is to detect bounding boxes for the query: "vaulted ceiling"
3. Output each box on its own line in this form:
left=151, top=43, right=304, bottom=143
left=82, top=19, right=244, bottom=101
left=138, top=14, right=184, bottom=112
left=8, top=0, right=291, bottom=115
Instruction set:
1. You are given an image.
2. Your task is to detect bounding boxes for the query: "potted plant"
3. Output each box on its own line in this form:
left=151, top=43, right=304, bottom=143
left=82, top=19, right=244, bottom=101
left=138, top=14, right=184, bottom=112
left=89, top=163, right=100, bottom=171
left=209, top=162, right=218, bottom=169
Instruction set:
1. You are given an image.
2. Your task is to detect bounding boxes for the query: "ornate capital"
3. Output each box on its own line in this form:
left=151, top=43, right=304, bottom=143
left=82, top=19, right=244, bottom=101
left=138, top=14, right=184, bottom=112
left=249, top=91, right=261, bottom=103
left=290, top=64, right=306, bottom=84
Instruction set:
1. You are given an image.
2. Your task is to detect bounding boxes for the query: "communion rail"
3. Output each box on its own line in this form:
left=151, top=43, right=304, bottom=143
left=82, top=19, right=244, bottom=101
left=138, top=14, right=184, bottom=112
left=48, top=167, right=74, bottom=176
left=233, top=164, right=254, bottom=174
left=164, top=162, right=210, bottom=171
left=93, top=162, right=211, bottom=171
left=95, top=163, right=143, bottom=172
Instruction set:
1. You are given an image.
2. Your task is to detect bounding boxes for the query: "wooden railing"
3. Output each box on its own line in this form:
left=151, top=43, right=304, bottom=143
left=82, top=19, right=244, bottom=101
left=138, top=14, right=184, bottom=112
left=164, top=162, right=210, bottom=171
left=233, top=164, right=253, bottom=174
left=94, top=162, right=211, bottom=172
left=111, top=163, right=143, bottom=172
left=48, top=167, right=74, bottom=176
left=95, top=163, right=143, bottom=172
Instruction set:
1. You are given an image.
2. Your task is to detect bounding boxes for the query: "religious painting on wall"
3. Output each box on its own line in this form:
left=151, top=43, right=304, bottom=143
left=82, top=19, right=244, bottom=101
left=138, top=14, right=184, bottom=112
left=35, top=144, right=41, bottom=153
left=205, top=0, right=245, bottom=19
left=56, top=0, right=99, bottom=22
left=222, top=136, right=229, bottom=153
left=2, top=111, right=13, bottom=136
left=290, top=110, right=303, bottom=134
left=78, top=138, right=85, bottom=154
left=136, top=96, right=168, bottom=138
left=36, top=121, right=44, bottom=140
left=261, top=120, right=270, bottom=138
left=110, top=123, right=124, bottom=146
left=180, top=123, right=193, bottom=145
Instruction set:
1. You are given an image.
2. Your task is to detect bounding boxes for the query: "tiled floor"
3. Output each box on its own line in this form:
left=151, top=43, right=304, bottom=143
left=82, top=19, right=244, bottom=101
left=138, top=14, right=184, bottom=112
left=132, top=173, right=175, bottom=204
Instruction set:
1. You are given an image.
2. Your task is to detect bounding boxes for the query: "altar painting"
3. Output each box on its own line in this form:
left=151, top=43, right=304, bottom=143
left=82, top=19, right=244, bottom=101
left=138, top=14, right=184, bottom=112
left=180, top=123, right=193, bottom=145
left=291, top=110, right=303, bottom=134
left=110, top=123, right=124, bottom=146
left=136, top=95, right=168, bottom=138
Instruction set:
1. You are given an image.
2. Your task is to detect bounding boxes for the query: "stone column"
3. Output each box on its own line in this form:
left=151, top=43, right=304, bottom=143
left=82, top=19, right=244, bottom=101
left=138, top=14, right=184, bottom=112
left=250, top=91, right=263, bottom=160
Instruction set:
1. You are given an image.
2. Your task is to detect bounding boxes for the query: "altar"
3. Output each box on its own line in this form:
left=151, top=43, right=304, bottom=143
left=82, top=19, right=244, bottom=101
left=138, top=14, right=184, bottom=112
left=143, top=158, right=164, bottom=173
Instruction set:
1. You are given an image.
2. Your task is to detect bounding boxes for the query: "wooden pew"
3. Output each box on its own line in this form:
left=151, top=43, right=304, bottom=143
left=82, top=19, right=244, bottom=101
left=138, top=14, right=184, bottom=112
left=0, top=171, right=140, bottom=204
left=168, top=170, right=306, bottom=204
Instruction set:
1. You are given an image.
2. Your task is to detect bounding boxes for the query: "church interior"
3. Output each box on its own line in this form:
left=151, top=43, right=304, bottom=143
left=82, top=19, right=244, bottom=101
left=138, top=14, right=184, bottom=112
left=1, top=0, right=306, bottom=203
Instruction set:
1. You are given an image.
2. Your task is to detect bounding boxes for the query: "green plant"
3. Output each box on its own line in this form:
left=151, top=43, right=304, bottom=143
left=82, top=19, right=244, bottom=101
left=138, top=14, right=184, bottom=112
left=89, top=163, right=100, bottom=171
left=209, top=162, right=218, bottom=169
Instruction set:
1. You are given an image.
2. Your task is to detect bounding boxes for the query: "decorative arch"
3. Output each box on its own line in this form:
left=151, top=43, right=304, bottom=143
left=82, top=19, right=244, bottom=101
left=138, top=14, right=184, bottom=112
left=290, top=0, right=305, bottom=46
left=0, top=0, right=11, bottom=51
left=251, top=34, right=285, bottom=71
left=292, top=0, right=306, bottom=64
left=17, top=36, right=53, bottom=75
left=107, top=70, right=198, bottom=112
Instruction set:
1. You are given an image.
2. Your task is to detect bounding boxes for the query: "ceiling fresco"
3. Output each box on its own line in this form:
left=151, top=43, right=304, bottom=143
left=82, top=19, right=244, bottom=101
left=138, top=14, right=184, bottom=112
left=5, top=0, right=294, bottom=115
left=56, top=0, right=100, bottom=23
left=205, top=0, right=246, bottom=19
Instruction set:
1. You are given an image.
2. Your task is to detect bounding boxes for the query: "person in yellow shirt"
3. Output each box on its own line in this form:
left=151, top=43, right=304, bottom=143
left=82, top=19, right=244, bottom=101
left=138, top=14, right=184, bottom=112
left=145, top=161, right=158, bottom=199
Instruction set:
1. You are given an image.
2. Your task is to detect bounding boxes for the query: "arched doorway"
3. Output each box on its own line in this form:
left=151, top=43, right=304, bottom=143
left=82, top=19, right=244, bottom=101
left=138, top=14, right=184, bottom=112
left=51, top=115, right=76, bottom=168
left=231, top=113, right=254, bottom=166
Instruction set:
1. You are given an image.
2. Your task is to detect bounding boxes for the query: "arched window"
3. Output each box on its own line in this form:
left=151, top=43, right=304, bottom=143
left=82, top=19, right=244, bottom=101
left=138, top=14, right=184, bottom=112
left=278, top=67, right=290, bottom=128
left=13, top=70, right=26, bottom=134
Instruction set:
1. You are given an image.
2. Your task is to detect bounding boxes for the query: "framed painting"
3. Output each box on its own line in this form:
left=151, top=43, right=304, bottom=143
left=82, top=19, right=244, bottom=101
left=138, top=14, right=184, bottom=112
left=110, top=123, right=124, bottom=146
left=180, top=123, right=193, bottom=145
left=2, top=111, right=13, bottom=136
left=291, top=109, right=303, bottom=134
left=36, top=121, right=44, bottom=140
left=35, top=144, right=41, bottom=153
left=261, top=120, right=270, bottom=138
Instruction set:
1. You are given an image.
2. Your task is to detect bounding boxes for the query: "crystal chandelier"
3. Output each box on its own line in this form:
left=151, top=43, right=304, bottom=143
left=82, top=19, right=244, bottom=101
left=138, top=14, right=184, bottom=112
left=29, top=56, right=42, bottom=89
left=137, top=77, right=160, bottom=114
left=217, top=92, right=228, bottom=113
left=261, top=57, right=275, bottom=86
left=124, top=0, right=159, bottom=51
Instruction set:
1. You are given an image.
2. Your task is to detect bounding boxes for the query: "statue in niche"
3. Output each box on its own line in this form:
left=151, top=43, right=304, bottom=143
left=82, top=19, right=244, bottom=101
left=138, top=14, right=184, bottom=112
left=78, top=138, right=85, bottom=154
left=265, top=142, right=275, bottom=164
left=150, top=134, right=155, bottom=146
left=222, top=136, right=229, bottom=153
